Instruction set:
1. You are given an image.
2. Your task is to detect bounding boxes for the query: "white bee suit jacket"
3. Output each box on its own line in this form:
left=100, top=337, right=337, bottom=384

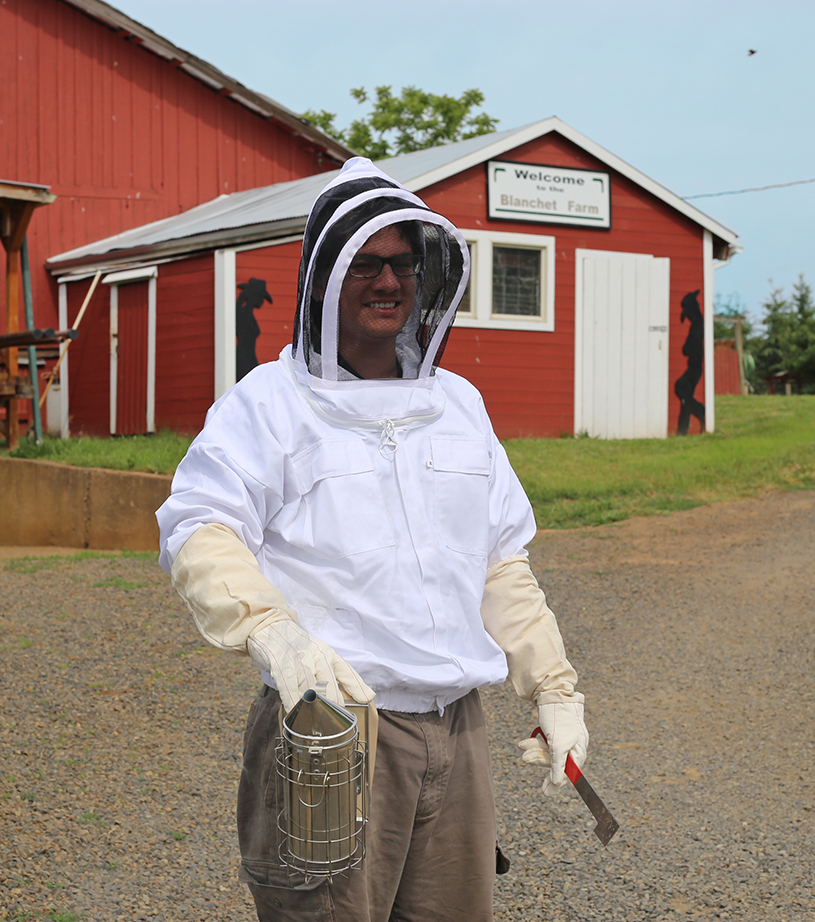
left=159, top=345, right=537, bottom=712
left=157, top=157, right=569, bottom=714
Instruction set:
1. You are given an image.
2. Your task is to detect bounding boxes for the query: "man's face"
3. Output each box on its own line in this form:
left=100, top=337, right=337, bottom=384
left=338, top=225, right=417, bottom=356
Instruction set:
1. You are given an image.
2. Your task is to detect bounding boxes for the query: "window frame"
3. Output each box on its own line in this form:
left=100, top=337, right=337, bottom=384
left=454, top=229, right=555, bottom=332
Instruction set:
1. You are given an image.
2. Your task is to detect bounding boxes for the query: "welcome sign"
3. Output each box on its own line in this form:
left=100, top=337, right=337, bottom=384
left=487, top=160, right=611, bottom=228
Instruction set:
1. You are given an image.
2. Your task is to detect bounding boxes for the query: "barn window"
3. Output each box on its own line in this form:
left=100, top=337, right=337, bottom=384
left=457, top=243, right=475, bottom=316
left=455, top=230, right=555, bottom=332
left=492, top=246, right=541, bottom=316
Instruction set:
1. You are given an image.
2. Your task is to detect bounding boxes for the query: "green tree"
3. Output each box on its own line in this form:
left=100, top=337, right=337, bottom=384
left=747, top=274, right=815, bottom=393
left=713, top=291, right=752, bottom=340
left=303, top=86, right=498, bottom=160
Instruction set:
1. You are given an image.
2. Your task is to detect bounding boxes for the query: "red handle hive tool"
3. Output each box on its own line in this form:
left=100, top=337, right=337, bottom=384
left=532, top=727, right=620, bottom=846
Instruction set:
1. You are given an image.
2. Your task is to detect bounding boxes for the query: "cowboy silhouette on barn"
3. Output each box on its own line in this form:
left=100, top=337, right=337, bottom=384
left=236, top=277, right=273, bottom=380
left=674, top=289, right=706, bottom=435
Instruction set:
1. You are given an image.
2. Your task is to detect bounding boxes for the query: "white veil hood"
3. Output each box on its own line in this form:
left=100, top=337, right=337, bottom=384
left=291, top=158, right=470, bottom=382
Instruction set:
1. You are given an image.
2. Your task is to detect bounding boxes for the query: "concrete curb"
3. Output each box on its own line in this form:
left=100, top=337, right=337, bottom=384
left=0, top=457, right=172, bottom=552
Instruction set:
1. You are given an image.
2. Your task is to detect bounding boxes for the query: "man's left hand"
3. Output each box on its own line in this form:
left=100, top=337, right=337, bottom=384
left=518, top=701, right=589, bottom=797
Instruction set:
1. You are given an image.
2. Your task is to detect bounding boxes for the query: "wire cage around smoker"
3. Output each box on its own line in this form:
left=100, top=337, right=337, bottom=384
left=275, top=706, right=368, bottom=881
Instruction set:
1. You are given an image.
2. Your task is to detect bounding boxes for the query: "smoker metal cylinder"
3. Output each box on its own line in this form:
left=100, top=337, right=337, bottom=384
left=276, top=690, right=368, bottom=879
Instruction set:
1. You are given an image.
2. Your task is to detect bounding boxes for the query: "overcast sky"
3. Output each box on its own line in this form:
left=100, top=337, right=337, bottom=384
left=114, top=0, right=815, bottom=322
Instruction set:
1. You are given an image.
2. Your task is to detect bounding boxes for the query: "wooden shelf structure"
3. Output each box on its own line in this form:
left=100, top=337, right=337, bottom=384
left=1, top=180, right=57, bottom=448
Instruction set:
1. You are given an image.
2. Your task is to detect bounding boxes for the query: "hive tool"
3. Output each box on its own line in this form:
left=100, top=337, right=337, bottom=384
left=532, top=727, right=620, bottom=846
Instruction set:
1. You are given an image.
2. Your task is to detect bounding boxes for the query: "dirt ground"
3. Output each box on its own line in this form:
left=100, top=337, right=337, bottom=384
left=1, top=489, right=813, bottom=921
left=497, top=488, right=815, bottom=920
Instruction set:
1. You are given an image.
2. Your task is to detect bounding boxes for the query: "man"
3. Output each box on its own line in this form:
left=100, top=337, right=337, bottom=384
left=157, top=158, right=588, bottom=922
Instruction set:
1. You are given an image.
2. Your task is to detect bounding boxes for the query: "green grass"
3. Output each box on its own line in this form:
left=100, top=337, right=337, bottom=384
left=92, top=576, right=151, bottom=589
left=506, top=395, right=815, bottom=528
left=2, top=429, right=192, bottom=474
left=3, top=396, right=813, bottom=529
left=78, top=810, right=105, bottom=827
left=4, top=550, right=157, bottom=573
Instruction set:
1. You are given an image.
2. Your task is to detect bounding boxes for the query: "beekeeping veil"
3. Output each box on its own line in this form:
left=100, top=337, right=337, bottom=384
left=292, top=158, right=469, bottom=381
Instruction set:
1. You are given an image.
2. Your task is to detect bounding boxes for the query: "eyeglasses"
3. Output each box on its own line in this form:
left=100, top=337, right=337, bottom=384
left=348, top=254, right=424, bottom=279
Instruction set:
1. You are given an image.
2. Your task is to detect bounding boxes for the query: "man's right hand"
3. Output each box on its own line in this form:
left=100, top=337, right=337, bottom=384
left=247, top=620, right=375, bottom=714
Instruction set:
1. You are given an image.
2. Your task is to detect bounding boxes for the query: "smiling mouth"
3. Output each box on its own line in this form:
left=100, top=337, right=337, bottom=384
left=367, top=301, right=398, bottom=310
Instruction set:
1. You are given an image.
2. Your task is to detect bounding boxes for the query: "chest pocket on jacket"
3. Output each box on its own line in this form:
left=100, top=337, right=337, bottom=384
left=430, top=437, right=491, bottom=557
left=290, top=439, right=396, bottom=559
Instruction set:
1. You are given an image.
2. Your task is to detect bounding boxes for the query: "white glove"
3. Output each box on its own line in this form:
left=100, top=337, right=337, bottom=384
left=169, top=523, right=375, bottom=714
left=247, top=620, right=375, bottom=715
left=518, top=701, right=589, bottom=798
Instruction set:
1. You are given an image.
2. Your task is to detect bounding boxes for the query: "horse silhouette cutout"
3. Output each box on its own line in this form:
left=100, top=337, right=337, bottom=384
left=674, top=289, right=705, bottom=435
left=236, top=278, right=273, bottom=380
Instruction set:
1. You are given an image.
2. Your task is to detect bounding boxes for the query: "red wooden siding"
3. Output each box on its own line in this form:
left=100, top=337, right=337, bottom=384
left=236, top=242, right=303, bottom=366
left=714, top=341, right=740, bottom=395
left=154, top=256, right=215, bottom=435
left=1, top=0, right=335, bottom=338
left=422, top=133, right=706, bottom=438
left=116, top=280, right=148, bottom=434
left=444, top=329, right=575, bottom=438
left=64, top=277, right=110, bottom=436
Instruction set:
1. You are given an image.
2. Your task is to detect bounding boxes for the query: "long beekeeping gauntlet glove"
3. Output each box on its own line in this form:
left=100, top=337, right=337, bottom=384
left=247, top=622, right=374, bottom=715
left=171, top=523, right=375, bottom=714
left=480, top=554, right=589, bottom=797
left=518, top=701, right=589, bottom=797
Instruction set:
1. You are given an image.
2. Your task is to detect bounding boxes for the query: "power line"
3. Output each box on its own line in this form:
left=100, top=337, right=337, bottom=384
left=684, top=177, right=815, bottom=200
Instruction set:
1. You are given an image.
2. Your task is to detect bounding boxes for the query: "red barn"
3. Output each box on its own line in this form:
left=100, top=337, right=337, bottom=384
left=46, top=118, right=739, bottom=439
left=1, top=0, right=351, bottom=436
left=714, top=340, right=741, bottom=395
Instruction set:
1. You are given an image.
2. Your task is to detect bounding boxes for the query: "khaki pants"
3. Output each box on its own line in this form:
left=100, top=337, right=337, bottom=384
left=237, top=686, right=498, bottom=922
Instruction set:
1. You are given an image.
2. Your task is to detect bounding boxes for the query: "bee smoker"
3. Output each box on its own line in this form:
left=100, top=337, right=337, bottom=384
left=276, top=689, right=370, bottom=880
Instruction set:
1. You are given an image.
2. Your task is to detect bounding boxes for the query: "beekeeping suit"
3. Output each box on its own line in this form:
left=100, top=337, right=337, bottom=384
left=157, top=158, right=588, bottom=922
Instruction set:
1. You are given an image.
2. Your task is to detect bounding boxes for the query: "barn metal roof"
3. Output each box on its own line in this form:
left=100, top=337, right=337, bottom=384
left=62, top=0, right=354, bottom=164
left=48, top=117, right=738, bottom=274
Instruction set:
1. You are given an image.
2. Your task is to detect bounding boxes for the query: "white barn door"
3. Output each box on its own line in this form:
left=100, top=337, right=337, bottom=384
left=575, top=249, right=670, bottom=439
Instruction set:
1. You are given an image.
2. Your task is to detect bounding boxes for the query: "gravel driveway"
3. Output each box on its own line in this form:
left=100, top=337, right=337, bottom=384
left=1, top=489, right=813, bottom=921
